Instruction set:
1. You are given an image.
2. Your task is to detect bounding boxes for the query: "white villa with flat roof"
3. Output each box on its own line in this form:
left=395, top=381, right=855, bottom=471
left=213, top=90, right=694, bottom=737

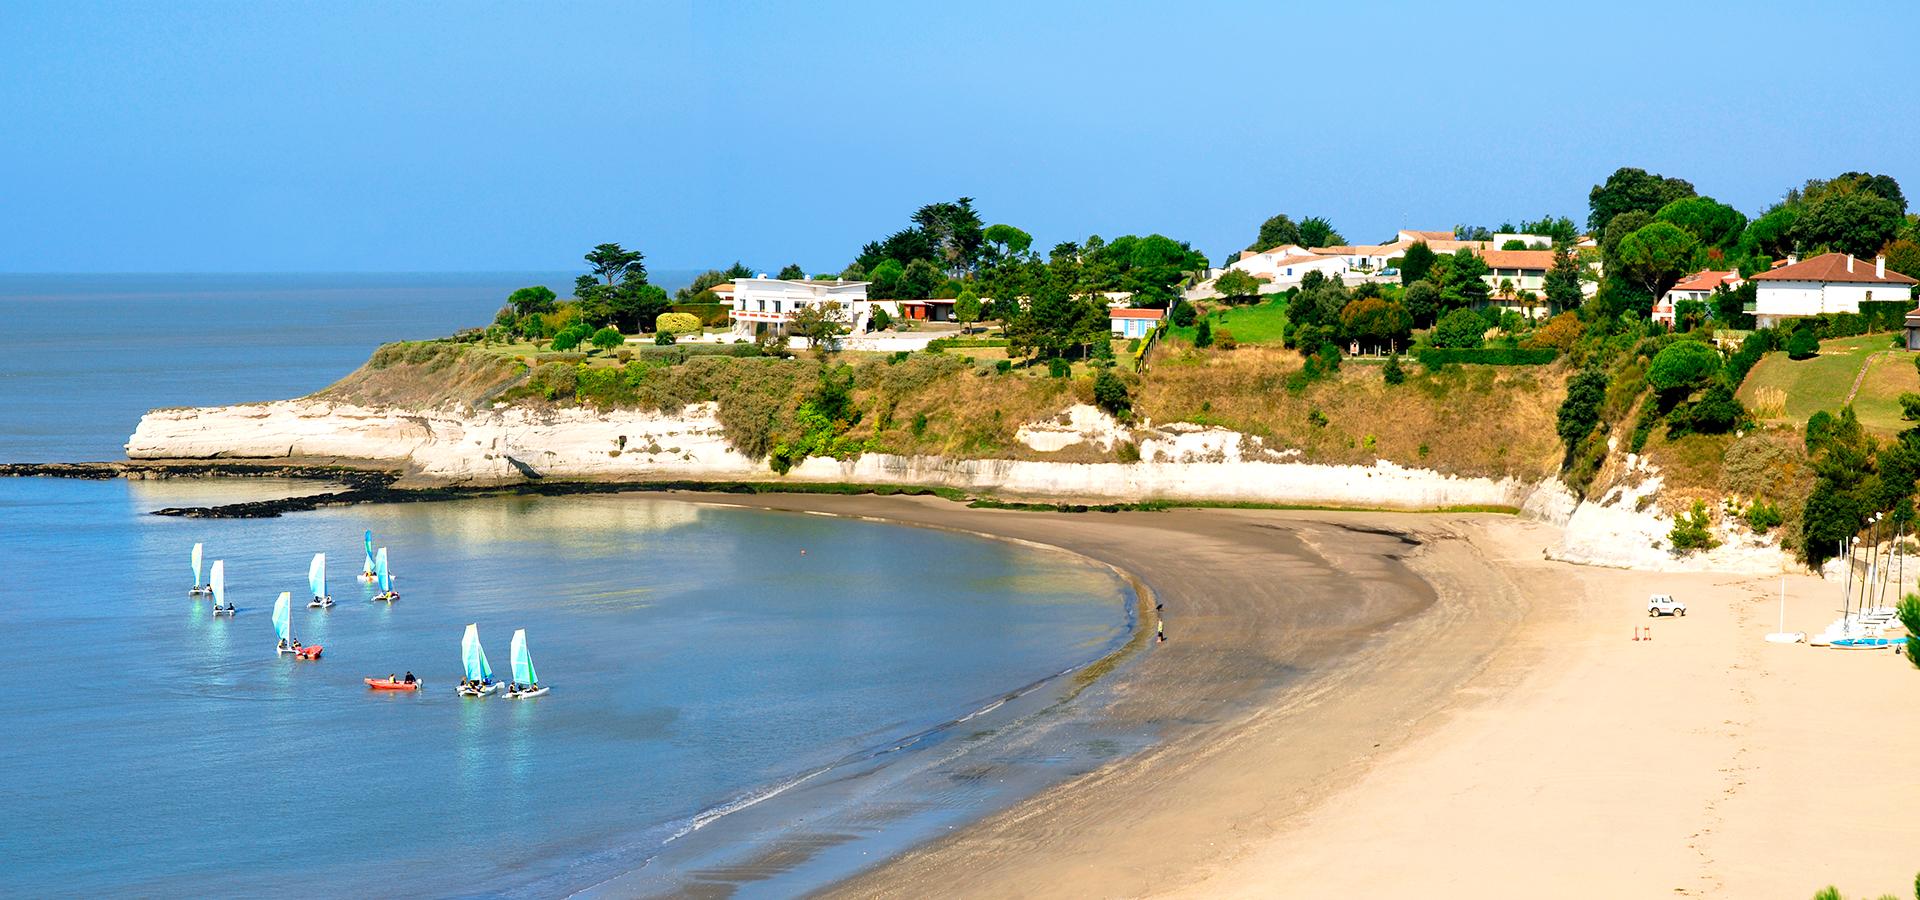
left=1749, top=253, right=1916, bottom=328
left=727, top=275, right=874, bottom=339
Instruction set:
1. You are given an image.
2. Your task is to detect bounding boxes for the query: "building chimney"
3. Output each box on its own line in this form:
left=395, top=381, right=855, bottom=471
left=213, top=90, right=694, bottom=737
left=1787, top=253, right=1799, bottom=266
left=1847, top=254, right=1855, bottom=273
left=1878, top=255, right=1887, bottom=278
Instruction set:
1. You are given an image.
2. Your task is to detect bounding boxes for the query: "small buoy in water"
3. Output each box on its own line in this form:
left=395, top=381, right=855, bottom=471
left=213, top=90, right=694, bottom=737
left=800, top=549, right=807, bottom=556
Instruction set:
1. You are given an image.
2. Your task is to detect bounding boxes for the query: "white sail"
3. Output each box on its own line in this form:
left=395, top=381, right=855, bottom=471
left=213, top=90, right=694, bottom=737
left=510, top=629, right=537, bottom=686
left=272, top=591, right=292, bottom=644
left=376, top=548, right=391, bottom=593
left=461, top=624, right=493, bottom=682
left=210, top=559, right=225, bottom=607
left=308, top=552, right=326, bottom=599
left=192, top=543, right=204, bottom=586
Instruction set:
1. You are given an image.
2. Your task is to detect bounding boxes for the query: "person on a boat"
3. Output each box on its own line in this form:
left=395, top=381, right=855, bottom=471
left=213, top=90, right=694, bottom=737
left=403, top=671, right=415, bottom=684
left=278, top=638, right=288, bottom=650
left=388, top=673, right=398, bottom=683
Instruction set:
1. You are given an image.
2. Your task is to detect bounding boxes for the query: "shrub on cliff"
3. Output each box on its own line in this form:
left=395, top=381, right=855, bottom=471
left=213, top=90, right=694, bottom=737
left=1647, top=340, right=1722, bottom=393
left=1668, top=500, right=1719, bottom=553
left=1787, top=329, right=1819, bottom=360
left=1383, top=352, right=1405, bottom=385
left=1093, top=369, right=1130, bottom=417
left=1431, top=308, right=1487, bottom=349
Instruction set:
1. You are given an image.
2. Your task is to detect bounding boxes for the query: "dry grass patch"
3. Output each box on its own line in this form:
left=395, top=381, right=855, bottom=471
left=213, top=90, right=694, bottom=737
left=1136, top=347, right=1566, bottom=478
left=314, top=342, right=527, bottom=408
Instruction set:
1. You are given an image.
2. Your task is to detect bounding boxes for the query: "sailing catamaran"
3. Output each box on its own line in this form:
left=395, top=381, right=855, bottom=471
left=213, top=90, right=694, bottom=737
left=504, top=628, right=548, bottom=699
left=307, top=552, right=333, bottom=608
left=274, top=590, right=321, bottom=658
left=210, top=559, right=234, bottom=617
left=189, top=543, right=212, bottom=596
left=359, top=530, right=377, bottom=582
left=372, top=547, right=399, bottom=602
left=457, top=624, right=500, bottom=696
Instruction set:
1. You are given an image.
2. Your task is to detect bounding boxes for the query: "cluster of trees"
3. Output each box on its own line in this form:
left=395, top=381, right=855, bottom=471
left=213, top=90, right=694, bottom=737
left=841, top=199, right=1207, bottom=314
left=1245, top=213, right=1344, bottom=254
left=1587, top=167, right=1918, bottom=321
left=1284, top=272, right=1411, bottom=354
left=1798, top=401, right=1920, bottom=569
left=490, top=243, right=676, bottom=342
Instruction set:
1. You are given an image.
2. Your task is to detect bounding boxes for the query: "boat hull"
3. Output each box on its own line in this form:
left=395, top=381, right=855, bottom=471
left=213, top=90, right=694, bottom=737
left=504, top=686, right=550, bottom=699
left=365, top=678, right=420, bottom=691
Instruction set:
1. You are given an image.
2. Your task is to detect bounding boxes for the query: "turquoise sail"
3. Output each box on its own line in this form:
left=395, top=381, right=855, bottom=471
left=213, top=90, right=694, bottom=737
left=272, top=591, right=291, bottom=643
left=363, top=530, right=375, bottom=575
left=375, top=547, right=391, bottom=592
left=210, top=560, right=225, bottom=607
left=510, top=629, right=537, bottom=686
left=461, top=624, right=493, bottom=682
left=191, top=543, right=204, bottom=586
left=308, top=552, right=326, bottom=599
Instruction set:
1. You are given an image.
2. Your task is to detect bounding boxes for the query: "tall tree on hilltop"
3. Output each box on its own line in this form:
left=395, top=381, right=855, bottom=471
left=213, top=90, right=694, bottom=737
left=1615, top=222, right=1700, bottom=301
left=584, top=243, right=647, bottom=286
left=1544, top=250, right=1585, bottom=313
left=1297, top=216, right=1344, bottom=249
left=1399, top=241, right=1437, bottom=286
left=1588, top=167, right=1697, bottom=232
left=913, top=198, right=986, bottom=277
left=1249, top=214, right=1300, bottom=252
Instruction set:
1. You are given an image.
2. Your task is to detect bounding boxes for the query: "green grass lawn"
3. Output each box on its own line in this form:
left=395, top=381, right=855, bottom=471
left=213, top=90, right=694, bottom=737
left=1737, top=333, right=1909, bottom=433
left=1171, top=297, right=1290, bottom=345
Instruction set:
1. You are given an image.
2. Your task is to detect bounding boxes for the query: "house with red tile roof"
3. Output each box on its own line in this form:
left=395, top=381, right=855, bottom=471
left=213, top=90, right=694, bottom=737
left=1653, top=269, right=1744, bottom=326
left=1109, top=306, right=1163, bottom=339
left=1748, top=252, right=1916, bottom=328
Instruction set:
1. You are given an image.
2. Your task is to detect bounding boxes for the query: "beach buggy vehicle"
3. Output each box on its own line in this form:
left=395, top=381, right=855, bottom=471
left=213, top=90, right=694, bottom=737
left=1647, top=594, right=1687, bottom=617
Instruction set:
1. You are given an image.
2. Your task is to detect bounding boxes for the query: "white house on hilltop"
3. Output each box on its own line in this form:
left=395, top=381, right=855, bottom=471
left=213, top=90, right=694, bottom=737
left=1748, top=253, right=1915, bottom=328
left=727, top=275, right=874, bottom=339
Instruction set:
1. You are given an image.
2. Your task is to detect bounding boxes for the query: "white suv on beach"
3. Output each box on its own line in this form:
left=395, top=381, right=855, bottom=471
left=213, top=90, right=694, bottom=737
left=1647, top=594, right=1686, bottom=617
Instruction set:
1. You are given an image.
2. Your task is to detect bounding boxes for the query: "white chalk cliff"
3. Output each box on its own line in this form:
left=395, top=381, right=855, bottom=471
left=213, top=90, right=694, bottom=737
left=126, top=400, right=1792, bottom=573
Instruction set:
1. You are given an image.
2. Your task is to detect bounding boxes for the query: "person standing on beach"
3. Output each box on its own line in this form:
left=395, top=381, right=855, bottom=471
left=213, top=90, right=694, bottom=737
left=1157, top=620, right=1166, bottom=642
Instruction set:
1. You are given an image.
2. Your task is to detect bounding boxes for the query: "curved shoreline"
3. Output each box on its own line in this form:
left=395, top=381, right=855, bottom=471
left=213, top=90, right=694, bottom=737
left=566, top=494, right=1160, bottom=897
left=3, top=465, right=1532, bottom=895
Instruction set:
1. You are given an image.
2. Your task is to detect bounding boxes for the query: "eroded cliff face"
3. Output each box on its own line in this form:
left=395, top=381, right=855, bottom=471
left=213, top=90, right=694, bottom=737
left=126, top=399, right=1795, bottom=573
left=127, top=400, right=1542, bottom=508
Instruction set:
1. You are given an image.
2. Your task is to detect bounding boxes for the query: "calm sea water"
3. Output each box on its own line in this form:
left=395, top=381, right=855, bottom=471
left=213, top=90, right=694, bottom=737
left=0, top=275, right=1133, bottom=897
left=0, top=271, right=697, bottom=462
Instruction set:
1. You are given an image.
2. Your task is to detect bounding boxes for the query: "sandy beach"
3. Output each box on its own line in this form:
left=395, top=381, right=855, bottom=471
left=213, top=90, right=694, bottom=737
left=689, top=496, right=1920, bottom=900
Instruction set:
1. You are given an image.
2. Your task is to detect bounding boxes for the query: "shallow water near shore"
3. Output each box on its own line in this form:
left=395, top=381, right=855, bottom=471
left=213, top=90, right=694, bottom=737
left=0, top=478, right=1130, bottom=896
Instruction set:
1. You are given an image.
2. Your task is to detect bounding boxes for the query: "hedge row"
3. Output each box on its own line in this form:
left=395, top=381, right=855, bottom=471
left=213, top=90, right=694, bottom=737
left=925, top=337, right=1009, bottom=350
left=1414, top=347, right=1559, bottom=366
left=669, top=302, right=732, bottom=327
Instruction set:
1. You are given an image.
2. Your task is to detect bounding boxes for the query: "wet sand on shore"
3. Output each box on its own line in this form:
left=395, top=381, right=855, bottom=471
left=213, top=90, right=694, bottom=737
left=722, top=497, right=1920, bottom=900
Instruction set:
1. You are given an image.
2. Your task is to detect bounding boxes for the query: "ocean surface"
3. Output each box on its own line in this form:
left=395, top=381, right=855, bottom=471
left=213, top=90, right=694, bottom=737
left=0, top=275, right=1136, bottom=897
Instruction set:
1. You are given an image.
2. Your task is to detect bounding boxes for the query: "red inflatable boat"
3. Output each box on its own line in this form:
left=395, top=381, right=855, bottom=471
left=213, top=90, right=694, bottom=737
left=295, top=645, right=322, bottom=660
left=364, top=677, right=418, bottom=691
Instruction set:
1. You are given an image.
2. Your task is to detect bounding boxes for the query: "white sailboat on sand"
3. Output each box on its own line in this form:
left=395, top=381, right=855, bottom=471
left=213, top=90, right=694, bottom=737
left=504, top=629, right=549, bottom=699
left=210, top=559, right=234, bottom=617
left=189, top=543, right=212, bottom=596
left=457, top=624, right=500, bottom=696
left=307, top=552, right=333, bottom=608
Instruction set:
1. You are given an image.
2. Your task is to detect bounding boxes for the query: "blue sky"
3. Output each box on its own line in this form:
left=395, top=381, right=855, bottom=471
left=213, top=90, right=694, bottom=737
left=3, top=1, right=1915, bottom=273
